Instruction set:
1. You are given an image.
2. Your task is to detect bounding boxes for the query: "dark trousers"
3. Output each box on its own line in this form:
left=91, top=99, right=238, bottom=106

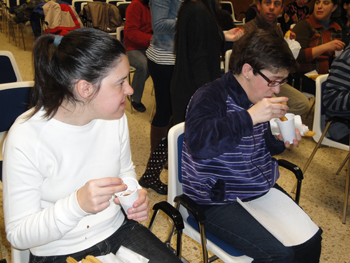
left=29, top=219, right=182, bottom=263
left=147, top=59, right=173, bottom=127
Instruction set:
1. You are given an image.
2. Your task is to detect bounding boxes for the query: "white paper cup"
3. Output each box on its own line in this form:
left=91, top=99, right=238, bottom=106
left=115, top=178, right=139, bottom=214
left=276, top=113, right=296, bottom=144
left=335, top=50, right=343, bottom=57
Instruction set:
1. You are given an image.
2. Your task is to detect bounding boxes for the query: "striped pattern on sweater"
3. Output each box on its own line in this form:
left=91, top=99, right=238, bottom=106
left=182, top=95, right=279, bottom=205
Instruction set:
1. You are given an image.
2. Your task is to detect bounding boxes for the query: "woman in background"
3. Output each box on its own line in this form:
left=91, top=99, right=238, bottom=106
left=124, top=0, right=152, bottom=112
left=293, top=0, right=345, bottom=94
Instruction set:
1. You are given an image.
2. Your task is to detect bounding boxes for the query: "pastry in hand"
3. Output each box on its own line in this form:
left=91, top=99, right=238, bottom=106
left=66, top=257, right=78, bottom=263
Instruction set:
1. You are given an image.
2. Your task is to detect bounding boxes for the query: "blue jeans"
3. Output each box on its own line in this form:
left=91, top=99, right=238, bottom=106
left=128, top=49, right=149, bottom=104
left=203, top=185, right=322, bottom=263
left=29, top=219, right=182, bottom=263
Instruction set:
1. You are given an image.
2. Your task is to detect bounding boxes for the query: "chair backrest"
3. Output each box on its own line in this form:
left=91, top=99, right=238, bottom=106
left=313, top=74, right=348, bottom=151
left=116, top=26, right=124, bottom=43
left=167, top=123, right=253, bottom=262
left=220, top=1, right=244, bottom=25
left=0, top=81, right=33, bottom=133
left=11, top=247, right=30, bottom=263
left=72, top=0, right=92, bottom=15
left=117, top=1, right=130, bottom=20
left=225, top=49, right=232, bottom=73
left=0, top=81, right=33, bottom=185
left=0, top=51, right=23, bottom=84
left=106, top=0, right=124, bottom=5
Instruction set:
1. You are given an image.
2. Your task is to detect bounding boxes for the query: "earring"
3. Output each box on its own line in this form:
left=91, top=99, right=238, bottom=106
left=245, top=76, right=249, bottom=79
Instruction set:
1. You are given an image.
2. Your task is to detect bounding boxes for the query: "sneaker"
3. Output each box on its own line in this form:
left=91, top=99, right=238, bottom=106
left=131, top=101, right=146, bottom=112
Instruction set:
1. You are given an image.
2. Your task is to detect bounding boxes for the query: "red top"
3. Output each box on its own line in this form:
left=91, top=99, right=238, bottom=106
left=124, top=0, right=153, bottom=51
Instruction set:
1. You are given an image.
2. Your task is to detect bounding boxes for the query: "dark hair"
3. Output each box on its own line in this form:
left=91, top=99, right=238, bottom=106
left=230, top=28, right=298, bottom=75
left=142, top=0, right=149, bottom=6
left=341, top=0, right=350, bottom=22
left=31, top=28, right=126, bottom=119
left=310, top=0, right=341, bottom=19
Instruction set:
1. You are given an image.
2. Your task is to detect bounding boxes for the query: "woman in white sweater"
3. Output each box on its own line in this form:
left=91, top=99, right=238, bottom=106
left=2, top=28, right=181, bottom=263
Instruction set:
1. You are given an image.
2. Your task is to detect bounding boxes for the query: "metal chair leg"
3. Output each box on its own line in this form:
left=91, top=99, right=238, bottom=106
left=336, top=153, right=350, bottom=175
left=342, top=160, right=350, bottom=224
left=291, top=121, right=332, bottom=193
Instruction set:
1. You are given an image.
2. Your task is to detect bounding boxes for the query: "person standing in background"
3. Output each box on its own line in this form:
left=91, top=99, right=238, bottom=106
left=170, top=0, right=244, bottom=125
left=138, top=0, right=182, bottom=195
left=124, top=0, right=152, bottom=113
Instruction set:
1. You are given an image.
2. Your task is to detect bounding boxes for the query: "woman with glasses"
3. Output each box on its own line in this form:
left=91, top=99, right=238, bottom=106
left=181, top=28, right=323, bottom=262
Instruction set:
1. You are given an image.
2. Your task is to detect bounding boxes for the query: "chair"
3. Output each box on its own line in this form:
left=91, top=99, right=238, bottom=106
left=148, top=122, right=303, bottom=262
left=0, top=81, right=33, bottom=263
left=220, top=1, right=245, bottom=26
left=116, top=1, right=130, bottom=21
left=0, top=51, right=22, bottom=84
left=301, top=74, right=350, bottom=224
left=72, top=0, right=92, bottom=15
left=224, top=49, right=232, bottom=73
left=106, top=0, right=124, bottom=5
left=0, top=80, right=33, bottom=179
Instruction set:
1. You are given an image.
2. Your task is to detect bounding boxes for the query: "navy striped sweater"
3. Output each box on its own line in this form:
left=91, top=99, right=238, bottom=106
left=182, top=72, right=285, bottom=205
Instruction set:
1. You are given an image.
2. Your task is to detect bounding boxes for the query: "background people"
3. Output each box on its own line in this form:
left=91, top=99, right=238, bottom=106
left=245, top=0, right=259, bottom=23
left=293, top=0, right=345, bottom=94
left=243, top=0, right=310, bottom=116
left=138, top=0, right=182, bottom=195
left=2, top=28, right=182, bottom=263
left=170, top=0, right=243, bottom=125
left=182, top=28, right=323, bottom=263
left=124, top=0, right=152, bottom=113
left=323, top=44, right=350, bottom=144
left=280, top=0, right=311, bottom=34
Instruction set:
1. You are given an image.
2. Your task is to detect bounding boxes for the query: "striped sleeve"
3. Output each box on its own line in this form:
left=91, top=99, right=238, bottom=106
left=323, top=49, right=350, bottom=112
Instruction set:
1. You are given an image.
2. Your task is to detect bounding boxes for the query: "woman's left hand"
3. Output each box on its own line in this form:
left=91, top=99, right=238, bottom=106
left=276, top=128, right=302, bottom=148
left=115, top=189, right=150, bottom=222
left=225, top=28, right=244, bottom=42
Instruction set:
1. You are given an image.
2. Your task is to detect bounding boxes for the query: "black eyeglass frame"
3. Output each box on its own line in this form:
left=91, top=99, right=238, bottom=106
left=255, top=69, right=288, bottom=87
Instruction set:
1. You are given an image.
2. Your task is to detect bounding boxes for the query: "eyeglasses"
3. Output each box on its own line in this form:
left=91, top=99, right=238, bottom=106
left=256, top=69, right=288, bottom=87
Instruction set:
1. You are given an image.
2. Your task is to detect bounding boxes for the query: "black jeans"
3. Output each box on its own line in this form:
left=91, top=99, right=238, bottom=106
left=29, top=219, right=181, bottom=263
left=147, top=59, right=173, bottom=128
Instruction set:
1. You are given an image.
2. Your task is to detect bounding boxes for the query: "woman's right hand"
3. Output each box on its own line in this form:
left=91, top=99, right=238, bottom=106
left=77, top=177, right=127, bottom=214
left=248, top=97, right=289, bottom=125
left=325, top=39, right=346, bottom=52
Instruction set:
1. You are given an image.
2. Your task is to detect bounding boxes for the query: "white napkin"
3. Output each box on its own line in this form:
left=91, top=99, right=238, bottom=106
left=270, top=115, right=309, bottom=136
left=285, top=37, right=301, bottom=59
left=78, top=246, right=149, bottom=263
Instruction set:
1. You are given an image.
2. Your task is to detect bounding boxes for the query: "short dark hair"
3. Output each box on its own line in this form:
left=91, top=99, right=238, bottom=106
left=229, top=28, right=298, bottom=75
left=31, top=28, right=126, bottom=119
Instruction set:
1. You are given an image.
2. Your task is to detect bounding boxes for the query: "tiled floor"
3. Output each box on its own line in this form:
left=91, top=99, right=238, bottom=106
left=1, top=25, right=350, bottom=262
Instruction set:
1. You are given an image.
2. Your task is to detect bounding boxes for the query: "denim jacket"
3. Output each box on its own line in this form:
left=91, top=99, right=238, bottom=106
left=149, top=0, right=183, bottom=52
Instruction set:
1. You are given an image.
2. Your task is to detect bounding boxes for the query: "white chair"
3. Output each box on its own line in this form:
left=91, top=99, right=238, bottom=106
left=148, top=122, right=304, bottom=262
left=71, top=0, right=92, bottom=15
left=0, top=50, right=22, bottom=84
left=11, top=247, right=29, bottom=263
left=220, top=1, right=245, bottom=26
left=225, top=49, right=232, bottom=73
left=0, top=81, right=33, bottom=263
left=302, top=74, right=350, bottom=224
